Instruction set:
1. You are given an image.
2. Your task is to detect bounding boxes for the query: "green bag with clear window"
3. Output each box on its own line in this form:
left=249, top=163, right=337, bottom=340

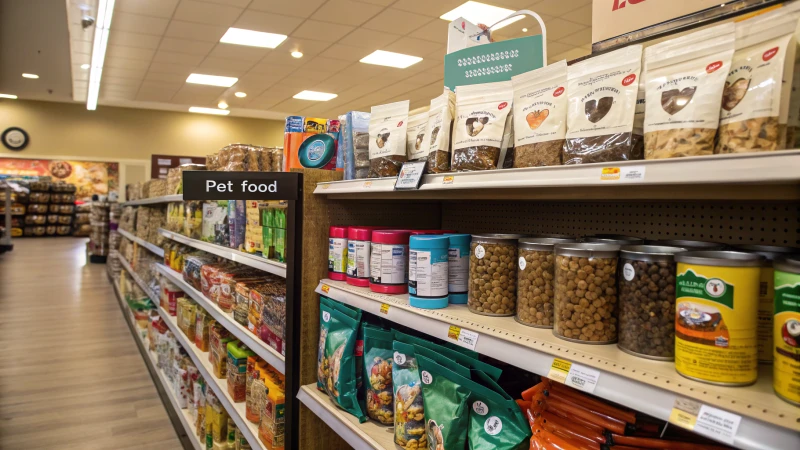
left=321, top=303, right=366, bottom=422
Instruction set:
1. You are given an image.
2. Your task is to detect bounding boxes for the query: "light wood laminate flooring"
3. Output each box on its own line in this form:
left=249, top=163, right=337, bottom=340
left=0, top=238, right=182, bottom=449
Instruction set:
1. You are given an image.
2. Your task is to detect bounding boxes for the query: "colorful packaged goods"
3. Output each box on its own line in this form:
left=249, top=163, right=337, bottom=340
left=227, top=341, right=256, bottom=402
left=195, top=309, right=212, bottom=352
left=209, top=322, right=234, bottom=379
left=258, top=283, right=287, bottom=356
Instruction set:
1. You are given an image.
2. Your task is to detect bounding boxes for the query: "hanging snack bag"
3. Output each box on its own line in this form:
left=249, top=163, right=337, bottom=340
left=467, top=371, right=530, bottom=450
left=415, top=354, right=471, bottom=450
left=406, top=107, right=430, bottom=162
left=362, top=325, right=394, bottom=424
left=452, top=81, right=514, bottom=171
left=511, top=60, right=568, bottom=167
left=393, top=341, right=427, bottom=449
left=564, top=45, right=643, bottom=164
left=643, top=23, right=735, bottom=159
left=425, top=89, right=457, bottom=173
left=716, top=11, right=799, bottom=153
left=369, top=100, right=410, bottom=178
left=320, top=302, right=366, bottom=421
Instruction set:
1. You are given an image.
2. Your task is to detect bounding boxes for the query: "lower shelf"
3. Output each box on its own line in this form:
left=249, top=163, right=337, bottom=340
left=297, top=385, right=395, bottom=450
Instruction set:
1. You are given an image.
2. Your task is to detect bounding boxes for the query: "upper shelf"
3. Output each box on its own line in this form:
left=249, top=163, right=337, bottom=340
left=122, top=194, right=183, bottom=206
left=118, top=228, right=165, bottom=257
left=314, top=151, right=800, bottom=200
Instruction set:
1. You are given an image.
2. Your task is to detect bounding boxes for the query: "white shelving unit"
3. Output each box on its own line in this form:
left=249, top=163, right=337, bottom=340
left=122, top=194, right=183, bottom=206
left=157, top=263, right=286, bottom=374
left=316, top=279, right=800, bottom=450
left=159, top=228, right=286, bottom=278
left=119, top=228, right=165, bottom=257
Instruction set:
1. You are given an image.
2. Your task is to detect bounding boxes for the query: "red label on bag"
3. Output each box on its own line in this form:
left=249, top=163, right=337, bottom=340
left=397, top=121, right=403, bottom=127
left=498, top=102, right=508, bottom=110
left=355, top=339, right=364, bottom=356
left=763, top=47, right=779, bottom=61
left=706, top=61, right=723, bottom=73
left=553, top=87, right=565, bottom=97
left=622, top=74, right=636, bottom=86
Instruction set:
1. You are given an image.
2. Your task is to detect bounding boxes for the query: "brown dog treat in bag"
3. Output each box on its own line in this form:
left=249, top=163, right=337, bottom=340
left=368, top=100, right=409, bottom=178
left=451, top=81, right=513, bottom=171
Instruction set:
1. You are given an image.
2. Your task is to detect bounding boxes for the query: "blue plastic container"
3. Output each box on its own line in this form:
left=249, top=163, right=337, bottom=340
left=446, top=234, right=471, bottom=304
left=408, top=235, right=450, bottom=309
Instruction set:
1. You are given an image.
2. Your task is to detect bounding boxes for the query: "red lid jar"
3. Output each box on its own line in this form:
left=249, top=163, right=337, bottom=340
left=345, top=226, right=382, bottom=287
left=369, top=230, right=412, bottom=294
left=328, top=226, right=348, bottom=281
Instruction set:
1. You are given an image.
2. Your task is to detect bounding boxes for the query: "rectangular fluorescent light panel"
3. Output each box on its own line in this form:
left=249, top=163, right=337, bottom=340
left=220, top=28, right=287, bottom=48
left=293, top=90, right=338, bottom=101
left=86, top=0, right=116, bottom=110
left=440, top=1, right=524, bottom=31
left=189, top=107, right=231, bottom=116
left=360, top=50, right=422, bottom=69
left=0, top=94, right=18, bottom=99
left=186, top=73, right=238, bottom=87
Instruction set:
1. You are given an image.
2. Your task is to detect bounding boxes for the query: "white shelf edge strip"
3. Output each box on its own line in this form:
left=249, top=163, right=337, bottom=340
left=119, top=228, right=165, bottom=257
left=118, top=255, right=159, bottom=302
left=315, top=280, right=800, bottom=450
left=123, top=194, right=184, bottom=206
left=158, top=228, right=287, bottom=278
left=297, top=386, right=384, bottom=450
left=156, top=263, right=286, bottom=374
left=156, top=305, right=267, bottom=450
left=112, top=281, right=204, bottom=450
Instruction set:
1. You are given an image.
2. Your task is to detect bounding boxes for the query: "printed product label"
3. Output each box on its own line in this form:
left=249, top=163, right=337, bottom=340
left=474, top=244, right=485, bottom=259
left=514, top=80, right=567, bottom=146
left=472, top=401, right=488, bottom=415
left=623, top=263, right=635, bottom=281
left=369, top=102, right=409, bottom=159
left=406, top=112, right=429, bottom=160
left=484, top=417, right=502, bottom=436
left=409, top=249, right=448, bottom=298
left=328, top=237, right=347, bottom=273
left=453, top=85, right=513, bottom=150
left=757, top=267, right=774, bottom=362
left=566, top=63, right=639, bottom=139
left=675, top=265, right=759, bottom=384
left=370, top=243, right=408, bottom=285
left=448, top=248, right=469, bottom=293
left=346, top=240, right=370, bottom=279
left=773, top=269, right=800, bottom=404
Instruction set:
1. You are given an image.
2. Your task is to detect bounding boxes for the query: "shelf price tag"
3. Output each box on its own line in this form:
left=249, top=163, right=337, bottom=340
left=547, top=358, right=600, bottom=394
left=447, top=325, right=479, bottom=350
left=600, top=165, right=646, bottom=182
left=321, top=184, right=330, bottom=190
left=443, top=175, right=454, bottom=185
left=321, top=284, right=330, bottom=294
left=363, top=181, right=373, bottom=188
left=669, top=398, right=741, bottom=445
left=394, top=161, right=427, bottom=190
left=380, top=303, right=390, bottom=314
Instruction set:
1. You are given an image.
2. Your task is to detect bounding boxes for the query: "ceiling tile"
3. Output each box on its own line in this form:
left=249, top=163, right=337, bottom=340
left=336, top=63, right=389, bottom=82
left=102, top=76, right=143, bottom=87
left=72, top=68, right=89, bottom=81
left=392, top=0, right=465, bottom=18
left=248, top=63, right=297, bottom=77
left=102, top=85, right=140, bottom=95
left=230, top=73, right=285, bottom=93
left=301, top=56, right=353, bottom=73
left=137, top=86, right=181, bottom=102
left=247, top=84, right=295, bottom=108
left=549, top=46, right=590, bottom=63
left=362, top=9, right=431, bottom=35
left=109, top=31, right=162, bottom=50
left=248, top=0, right=327, bottom=19
left=197, top=57, right=255, bottom=73
left=69, top=24, right=93, bottom=42
left=171, top=84, right=228, bottom=105
left=568, top=4, right=592, bottom=27
left=321, top=44, right=370, bottom=62
left=116, top=0, right=180, bottom=18
left=528, top=0, right=590, bottom=17
left=148, top=62, right=196, bottom=75
left=139, top=80, right=185, bottom=91
left=153, top=50, right=205, bottom=66
left=200, top=0, right=251, bottom=7
left=173, top=0, right=243, bottom=26
left=354, top=0, right=394, bottom=5
left=112, top=12, right=170, bottom=36
left=105, top=67, right=149, bottom=79
left=312, top=75, right=359, bottom=93
left=271, top=98, right=316, bottom=113
left=145, top=72, right=189, bottom=83
left=71, top=40, right=93, bottom=54
left=384, top=37, right=441, bottom=58
left=277, top=75, right=331, bottom=90
left=107, top=45, right=156, bottom=61
left=105, top=57, right=150, bottom=71
left=291, top=20, right=355, bottom=42
left=159, top=38, right=216, bottom=56
left=403, top=71, right=443, bottom=87
left=165, top=20, right=228, bottom=42
left=233, top=10, right=304, bottom=36
left=101, top=91, right=139, bottom=101
left=490, top=0, right=536, bottom=8
left=546, top=41, right=573, bottom=58
left=558, top=27, right=591, bottom=47
left=310, top=0, right=384, bottom=26
left=411, top=19, right=449, bottom=43
left=543, top=17, right=585, bottom=41
left=208, top=44, right=270, bottom=62
left=338, top=28, right=402, bottom=49
left=275, top=37, right=332, bottom=58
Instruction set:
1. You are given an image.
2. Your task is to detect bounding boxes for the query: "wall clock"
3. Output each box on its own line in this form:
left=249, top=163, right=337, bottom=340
left=2, top=127, right=29, bottom=151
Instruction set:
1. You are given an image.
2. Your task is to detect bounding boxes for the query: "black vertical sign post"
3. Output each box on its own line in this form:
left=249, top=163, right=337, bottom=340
left=183, top=171, right=302, bottom=450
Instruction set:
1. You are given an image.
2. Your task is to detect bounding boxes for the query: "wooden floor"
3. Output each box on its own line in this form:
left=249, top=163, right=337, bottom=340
left=0, top=238, right=182, bottom=450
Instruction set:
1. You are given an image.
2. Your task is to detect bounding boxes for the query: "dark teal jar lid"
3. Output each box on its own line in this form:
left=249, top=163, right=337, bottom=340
left=298, top=134, right=335, bottom=168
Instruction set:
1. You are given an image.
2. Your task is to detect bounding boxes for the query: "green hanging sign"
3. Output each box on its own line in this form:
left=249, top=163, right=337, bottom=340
left=444, top=35, right=545, bottom=91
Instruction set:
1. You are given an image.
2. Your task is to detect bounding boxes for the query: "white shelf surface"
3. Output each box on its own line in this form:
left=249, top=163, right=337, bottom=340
left=316, top=279, right=800, bottom=450
left=118, top=254, right=159, bottom=302
left=159, top=228, right=286, bottom=278
left=111, top=280, right=204, bottom=450
left=123, top=194, right=183, bottom=206
left=297, top=385, right=394, bottom=450
left=119, top=228, right=165, bottom=257
left=156, top=263, right=285, bottom=374
left=314, top=150, right=800, bottom=199
left=156, top=304, right=267, bottom=450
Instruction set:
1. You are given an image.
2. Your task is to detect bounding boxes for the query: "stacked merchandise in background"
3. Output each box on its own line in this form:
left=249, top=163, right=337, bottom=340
left=0, top=180, right=28, bottom=238
left=284, top=116, right=348, bottom=173
left=107, top=203, right=122, bottom=278
left=73, top=203, right=91, bottom=237
left=22, top=178, right=77, bottom=237
left=89, top=201, right=111, bottom=263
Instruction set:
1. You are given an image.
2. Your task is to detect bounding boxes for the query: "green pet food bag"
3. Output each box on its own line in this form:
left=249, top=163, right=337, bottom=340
left=321, top=304, right=366, bottom=422
left=466, top=371, right=530, bottom=450
left=394, top=330, right=502, bottom=381
left=416, top=354, right=471, bottom=450
left=318, top=297, right=361, bottom=391
left=362, top=325, right=394, bottom=424
left=393, top=341, right=427, bottom=450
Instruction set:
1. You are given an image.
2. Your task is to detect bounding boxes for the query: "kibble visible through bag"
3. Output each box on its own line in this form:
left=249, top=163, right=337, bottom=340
left=369, top=100, right=410, bottom=178
left=452, top=81, right=514, bottom=171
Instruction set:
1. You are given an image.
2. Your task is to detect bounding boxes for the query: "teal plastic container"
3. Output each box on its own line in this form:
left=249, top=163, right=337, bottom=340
left=446, top=234, right=471, bottom=304
left=409, top=235, right=450, bottom=309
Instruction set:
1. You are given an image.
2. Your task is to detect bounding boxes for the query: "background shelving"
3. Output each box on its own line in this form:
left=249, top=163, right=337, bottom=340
left=122, top=195, right=183, bottom=206
left=119, top=228, right=165, bottom=257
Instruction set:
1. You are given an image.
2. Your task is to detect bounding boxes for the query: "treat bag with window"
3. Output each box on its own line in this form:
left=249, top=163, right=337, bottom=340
left=415, top=354, right=471, bottom=450
left=452, top=81, right=514, bottom=171
left=406, top=106, right=430, bottom=163
left=425, top=89, right=457, bottom=173
left=564, top=45, right=643, bottom=164
left=393, top=341, right=427, bottom=450
left=361, top=324, right=394, bottom=424
left=643, top=23, right=735, bottom=159
left=317, top=297, right=333, bottom=392
left=321, top=302, right=366, bottom=422
left=716, top=11, right=799, bottom=153
left=511, top=60, right=568, bottom=168
left=368, top=100, right=410, bottom=178
left=393, top=329, right=495, bottom=377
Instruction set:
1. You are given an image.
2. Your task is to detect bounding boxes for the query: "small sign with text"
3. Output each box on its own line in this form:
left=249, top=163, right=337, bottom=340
left=183, top=171, right=299, bottom=201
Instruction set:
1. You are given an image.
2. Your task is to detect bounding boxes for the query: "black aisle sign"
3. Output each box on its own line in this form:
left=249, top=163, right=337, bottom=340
left=183, top=171, right=300, bottom=201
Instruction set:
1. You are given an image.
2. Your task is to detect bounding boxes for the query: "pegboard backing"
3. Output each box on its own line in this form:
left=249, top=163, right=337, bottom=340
left=442, top=201, right=800, bottom=246
left=328, top=200, right=442, bottom=229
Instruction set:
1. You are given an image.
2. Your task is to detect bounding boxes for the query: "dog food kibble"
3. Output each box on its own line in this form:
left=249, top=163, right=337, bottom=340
left=516, top=237, right=578, bottom=328
left=554, top=243, right=620, bottom=343
left=468, top=234, right=524, bottom=316
left=618, top=246, right=687, bottom=360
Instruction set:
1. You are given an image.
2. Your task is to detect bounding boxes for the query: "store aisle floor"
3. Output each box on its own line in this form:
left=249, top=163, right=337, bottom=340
left=0, top=238, right=182, bottom=450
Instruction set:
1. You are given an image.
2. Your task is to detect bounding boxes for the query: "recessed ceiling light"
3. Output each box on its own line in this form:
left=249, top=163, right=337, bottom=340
left=81, top=64, right=90, bottom=70
left=360, top=50, right=422, bottom=69
left=291, top=51, right=303, bottom=58
left=440, top=1, right=524, bottom=31
left=218, top=101, right=228, bottom=109
left=234, top=92, right=247, bottom=98
left=22, top=73, right=39, bottom=79
left=186, top=73, right=238, bottom=87
left=293, top=90, right=338, bottom=101
left=0, top=94, right=18, bottom=99
left=189, top=107, right=230, bottom=116
left=522, top=28, right=528, bottom=32
left=220, top=27, right=287, bottom=49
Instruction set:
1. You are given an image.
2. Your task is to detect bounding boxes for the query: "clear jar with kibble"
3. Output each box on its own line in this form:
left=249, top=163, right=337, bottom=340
left=468, top=234, right=524, bottom=316
left=554, top=243, right=621, bottom=344
left=516, top=237, right=578, bottom=328
left=618, top=245, right=687, bottom=360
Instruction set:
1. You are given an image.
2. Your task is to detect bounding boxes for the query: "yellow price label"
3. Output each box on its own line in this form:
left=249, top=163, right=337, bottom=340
left=363, top=181, right=373, bottom=188
left=600, top=167, right=621, bottom=180
left=321, top=284, right=330, bottom=294
left=380, top=303, right=390, bottom=314
left=443, top=175, right=454, bottom=185
left=322, top=184, right=330, bottom=190
left=547, top=358, right=572, bottom=384
left=447, top=325, right=461, bottom=340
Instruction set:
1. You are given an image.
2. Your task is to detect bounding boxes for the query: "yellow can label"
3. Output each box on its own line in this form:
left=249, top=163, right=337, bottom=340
left=675, top=264, right=759, bottom=384
left=757, top=267, right=775, bottom=363
left=773, top=270, right=800, bottom=404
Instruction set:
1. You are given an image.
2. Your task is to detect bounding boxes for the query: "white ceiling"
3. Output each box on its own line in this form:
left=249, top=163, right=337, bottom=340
left=57, top=0, right=590, bottom=119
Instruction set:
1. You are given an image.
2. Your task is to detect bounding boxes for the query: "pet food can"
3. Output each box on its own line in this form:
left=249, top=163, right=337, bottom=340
left=446, top=234, right=472, bottom=304
left=409, top=235, right=450, bottom=309
left=674, top=251, right=764, bottom=386
left=370, top=230, right=412, bottom=294
left=585, top=234, right=644, bottom=245
left=773, top=256, right=800, bottom=406
left=346, top=226, right=382, bottom=287
left=328, top=226, right=348, bottom=281
left=649, top=239, right=727, bottom=250
left=736, top=245, right=800, bottom=364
